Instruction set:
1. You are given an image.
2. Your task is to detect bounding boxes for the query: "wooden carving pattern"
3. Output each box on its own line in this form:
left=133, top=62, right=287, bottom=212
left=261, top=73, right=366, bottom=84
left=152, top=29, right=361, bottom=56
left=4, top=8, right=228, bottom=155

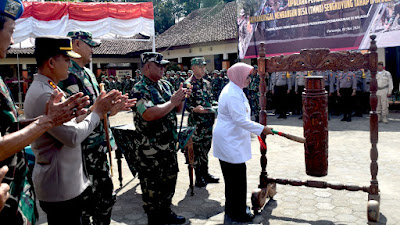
left=265, top=49, right=370, bottom=72
left=256, top=35, right=380, bottom=222
left=303, top=80, right=329, bottom=177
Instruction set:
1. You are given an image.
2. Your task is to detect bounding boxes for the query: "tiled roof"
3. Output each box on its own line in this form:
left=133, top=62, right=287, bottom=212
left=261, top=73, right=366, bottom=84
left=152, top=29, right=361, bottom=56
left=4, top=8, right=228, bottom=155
left=7, top=1, right=237, bottom=56
left=155, top=1, right=237, bottom=49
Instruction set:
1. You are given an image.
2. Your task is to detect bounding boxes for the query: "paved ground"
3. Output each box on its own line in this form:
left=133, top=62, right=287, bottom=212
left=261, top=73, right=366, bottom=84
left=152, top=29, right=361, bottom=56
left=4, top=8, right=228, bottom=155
left=37, top=111, right=400, bottom=225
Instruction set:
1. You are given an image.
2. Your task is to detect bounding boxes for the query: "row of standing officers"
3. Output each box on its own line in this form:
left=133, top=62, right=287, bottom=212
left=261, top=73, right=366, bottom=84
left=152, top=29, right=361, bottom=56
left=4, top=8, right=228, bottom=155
left=120, top=67, right=389, bottom=123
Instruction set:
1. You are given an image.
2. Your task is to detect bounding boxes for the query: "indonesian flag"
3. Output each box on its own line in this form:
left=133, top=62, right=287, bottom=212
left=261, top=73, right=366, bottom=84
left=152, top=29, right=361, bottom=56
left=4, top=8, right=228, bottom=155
left=13, top=2, right=155, bottom=45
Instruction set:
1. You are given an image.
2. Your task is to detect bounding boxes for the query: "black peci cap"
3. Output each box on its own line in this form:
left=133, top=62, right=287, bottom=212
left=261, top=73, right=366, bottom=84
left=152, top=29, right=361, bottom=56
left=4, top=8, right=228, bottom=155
left=34, top=36, right=81, bottom=60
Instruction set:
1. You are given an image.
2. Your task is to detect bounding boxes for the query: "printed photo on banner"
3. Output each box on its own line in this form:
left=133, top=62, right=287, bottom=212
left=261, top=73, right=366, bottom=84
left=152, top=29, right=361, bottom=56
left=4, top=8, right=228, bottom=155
left=237, top=0, right=399, bottom=58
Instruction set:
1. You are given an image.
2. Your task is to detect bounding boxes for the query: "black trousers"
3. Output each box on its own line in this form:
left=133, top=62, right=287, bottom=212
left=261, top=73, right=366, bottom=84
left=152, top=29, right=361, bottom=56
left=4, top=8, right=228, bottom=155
left=274, top=85, right=288, bottom=116
left=339, top=88, right=354, bottom=118
left=296, top=86, right=305, bottom=114
left=40, top=188, right=91, bottom=225
left=219, top=160, right=247, bottom=216
left=354, top=91, right=364, bottom=115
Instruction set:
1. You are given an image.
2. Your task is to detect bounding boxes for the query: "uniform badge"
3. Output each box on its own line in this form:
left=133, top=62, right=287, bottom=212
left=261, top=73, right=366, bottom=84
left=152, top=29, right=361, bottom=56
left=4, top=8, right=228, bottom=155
left=5, top=0, right=21, bottom=18
left=48, top=80, right=66, bottom=102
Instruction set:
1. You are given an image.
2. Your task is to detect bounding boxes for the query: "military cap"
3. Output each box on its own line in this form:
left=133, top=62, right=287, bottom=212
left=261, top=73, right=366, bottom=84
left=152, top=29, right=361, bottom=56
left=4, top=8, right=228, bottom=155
left=141, top=52, right=169, bottom=65
left=253, top=65, right=258, bottom=69
left=212, top=70, right=219, bottom=74
left=176, top=71, right=182, bottom=76
left=191, top=57, right=206, bottom=66
left=0, top=0, right=24, bottom=20
left=135, top=69, right=141, bottom=74
left=181, top=71, right=187, bottom=76
left=67, top=30, right=100, bottom=47
left=166, top=71, right=171, bottom=75
left=101, top=75, right=107, bottom=78
left=187, top=70, right=193, bottom=74
left=171, top=70, right=175, bottom=74
left=34, top=36, right=81, bottom=59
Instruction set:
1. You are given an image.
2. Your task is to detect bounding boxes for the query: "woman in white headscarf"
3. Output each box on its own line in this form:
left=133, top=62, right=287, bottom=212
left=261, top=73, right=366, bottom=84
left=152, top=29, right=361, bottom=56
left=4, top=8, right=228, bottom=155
left=213, top=62, right=273, bottom=222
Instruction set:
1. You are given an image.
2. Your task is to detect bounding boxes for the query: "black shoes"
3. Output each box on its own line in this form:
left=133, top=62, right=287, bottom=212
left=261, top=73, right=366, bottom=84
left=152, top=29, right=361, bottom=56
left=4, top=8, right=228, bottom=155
left=277, top=114, right=287, bottom=119
left=195, top=170, right=219, bottom=187
left=165, top=211, right=186, bottom=224
left=148, top=210, right=186, bottom=225
left=230, top=212, right=255, bottom=222
left=341, top=116, right=347, bottom=121
left=195, top=177, right=207, bottom=187
left=203, top=173, right=219, bottom=183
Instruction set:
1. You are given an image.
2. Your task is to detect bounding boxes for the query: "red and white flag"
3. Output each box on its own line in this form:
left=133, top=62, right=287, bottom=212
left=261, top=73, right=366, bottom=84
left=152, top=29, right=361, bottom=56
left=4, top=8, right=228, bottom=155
left=14, top=2, right=155, bottom=45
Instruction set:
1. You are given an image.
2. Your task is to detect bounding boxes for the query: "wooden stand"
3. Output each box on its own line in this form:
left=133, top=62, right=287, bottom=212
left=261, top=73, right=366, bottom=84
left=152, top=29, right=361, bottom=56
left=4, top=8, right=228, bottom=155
left=254, top=35, right=380, bottom=223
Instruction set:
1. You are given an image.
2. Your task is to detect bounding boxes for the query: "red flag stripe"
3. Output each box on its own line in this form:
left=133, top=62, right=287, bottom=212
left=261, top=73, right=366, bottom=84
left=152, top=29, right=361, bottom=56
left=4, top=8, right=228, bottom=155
left=20, top=2, right=154, bottom=21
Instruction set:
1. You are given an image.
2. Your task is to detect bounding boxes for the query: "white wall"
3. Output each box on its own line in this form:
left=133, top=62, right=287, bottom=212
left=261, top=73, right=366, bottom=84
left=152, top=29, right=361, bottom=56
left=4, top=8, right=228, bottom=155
left=162, top=42, right=237, bottom=60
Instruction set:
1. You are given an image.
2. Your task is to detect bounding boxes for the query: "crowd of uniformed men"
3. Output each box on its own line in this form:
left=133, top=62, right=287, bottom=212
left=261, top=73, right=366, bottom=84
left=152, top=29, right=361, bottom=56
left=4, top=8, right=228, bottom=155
left=105, top=66, right=394, bottom=123
left=0, top=1, right=395, bottom=225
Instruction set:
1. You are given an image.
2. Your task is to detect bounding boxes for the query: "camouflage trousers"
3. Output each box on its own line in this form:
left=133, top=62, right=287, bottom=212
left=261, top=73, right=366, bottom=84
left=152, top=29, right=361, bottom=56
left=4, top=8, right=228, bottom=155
left=136, top=153, right=178, bottom=214
left=82, top=145, right=116, bottom=225
left=192, top=125, right=213, bottom=172
left=249, top=90, right=260, bottom=122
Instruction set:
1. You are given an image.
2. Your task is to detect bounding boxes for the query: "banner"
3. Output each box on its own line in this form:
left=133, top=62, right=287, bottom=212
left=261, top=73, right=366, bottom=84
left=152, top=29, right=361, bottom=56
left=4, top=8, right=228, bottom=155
left=237, top=0, right=400, bottom=58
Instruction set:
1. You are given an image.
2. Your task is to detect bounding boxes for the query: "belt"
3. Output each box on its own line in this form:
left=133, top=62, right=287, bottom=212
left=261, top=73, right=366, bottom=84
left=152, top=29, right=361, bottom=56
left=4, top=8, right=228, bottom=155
left=378, top=85, right=389, bottom=90
left=37, top=161, right=50, bottom=165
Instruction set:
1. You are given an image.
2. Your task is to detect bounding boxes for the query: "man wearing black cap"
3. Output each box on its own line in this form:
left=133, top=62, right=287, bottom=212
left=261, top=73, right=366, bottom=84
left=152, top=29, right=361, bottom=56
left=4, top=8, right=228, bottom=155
left=58, top=30, right=135, bottom=225
left=131, top=52, right=190, bottom=225
left=0, top=2, right=92, bottom=224
left=24, top=36, right=126, bottom=225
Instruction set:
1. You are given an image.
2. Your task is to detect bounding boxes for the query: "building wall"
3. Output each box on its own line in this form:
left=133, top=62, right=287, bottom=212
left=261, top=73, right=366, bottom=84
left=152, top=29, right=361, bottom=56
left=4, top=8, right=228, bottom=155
left=162, top=42, right=238, bottom=72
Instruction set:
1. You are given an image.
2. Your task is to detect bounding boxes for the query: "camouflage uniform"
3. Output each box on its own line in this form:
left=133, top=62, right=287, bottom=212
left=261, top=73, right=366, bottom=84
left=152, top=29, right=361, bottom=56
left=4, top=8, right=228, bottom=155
left=0, top=1, right=37, bottom=223
left=186, top=74, right=216, bottom=181
left=174, top=73, right=185, bottom=91
left=115, top=79, right=123, bottom=92
left=122, top=76, right=135, bottom=94
left=59, top=59, right=116, bottom=225
left=248, top=73, right=260, bottom=122
left=211, top=73, right=222, bottom=101
left=131, top=75, right=179, bottom=216
left=100, top=75, right=110, bottom=91
left=108, top=77, right=118, bottom=91
left=0, top=76, right=37, bottom=225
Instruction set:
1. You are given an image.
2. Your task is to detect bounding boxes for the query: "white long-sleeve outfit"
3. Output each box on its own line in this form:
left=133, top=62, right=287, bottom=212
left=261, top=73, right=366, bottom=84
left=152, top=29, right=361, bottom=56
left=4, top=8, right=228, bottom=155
left=213, top=82, right=264, bottom=164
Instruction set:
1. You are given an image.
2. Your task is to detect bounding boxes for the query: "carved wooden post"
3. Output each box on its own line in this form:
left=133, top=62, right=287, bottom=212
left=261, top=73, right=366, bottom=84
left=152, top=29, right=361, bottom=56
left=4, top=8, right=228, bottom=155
left=303, top=76, right=328, bottom=177
left=258, top=42, right=267, bottom=177
left=367, top=35, right=380, bottom=223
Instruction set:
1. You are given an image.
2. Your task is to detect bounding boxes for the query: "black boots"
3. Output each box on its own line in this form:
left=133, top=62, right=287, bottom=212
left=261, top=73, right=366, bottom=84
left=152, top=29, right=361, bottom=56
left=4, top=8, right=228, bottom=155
left=195, top=168, right=219, bottom=187
left=195, top=169, right=207, bottom=187
left=203, top=173, right=219, bottom=183
left=147, top=209, right=186, bottom=225
left=164, top=210, right=185, bottom=224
